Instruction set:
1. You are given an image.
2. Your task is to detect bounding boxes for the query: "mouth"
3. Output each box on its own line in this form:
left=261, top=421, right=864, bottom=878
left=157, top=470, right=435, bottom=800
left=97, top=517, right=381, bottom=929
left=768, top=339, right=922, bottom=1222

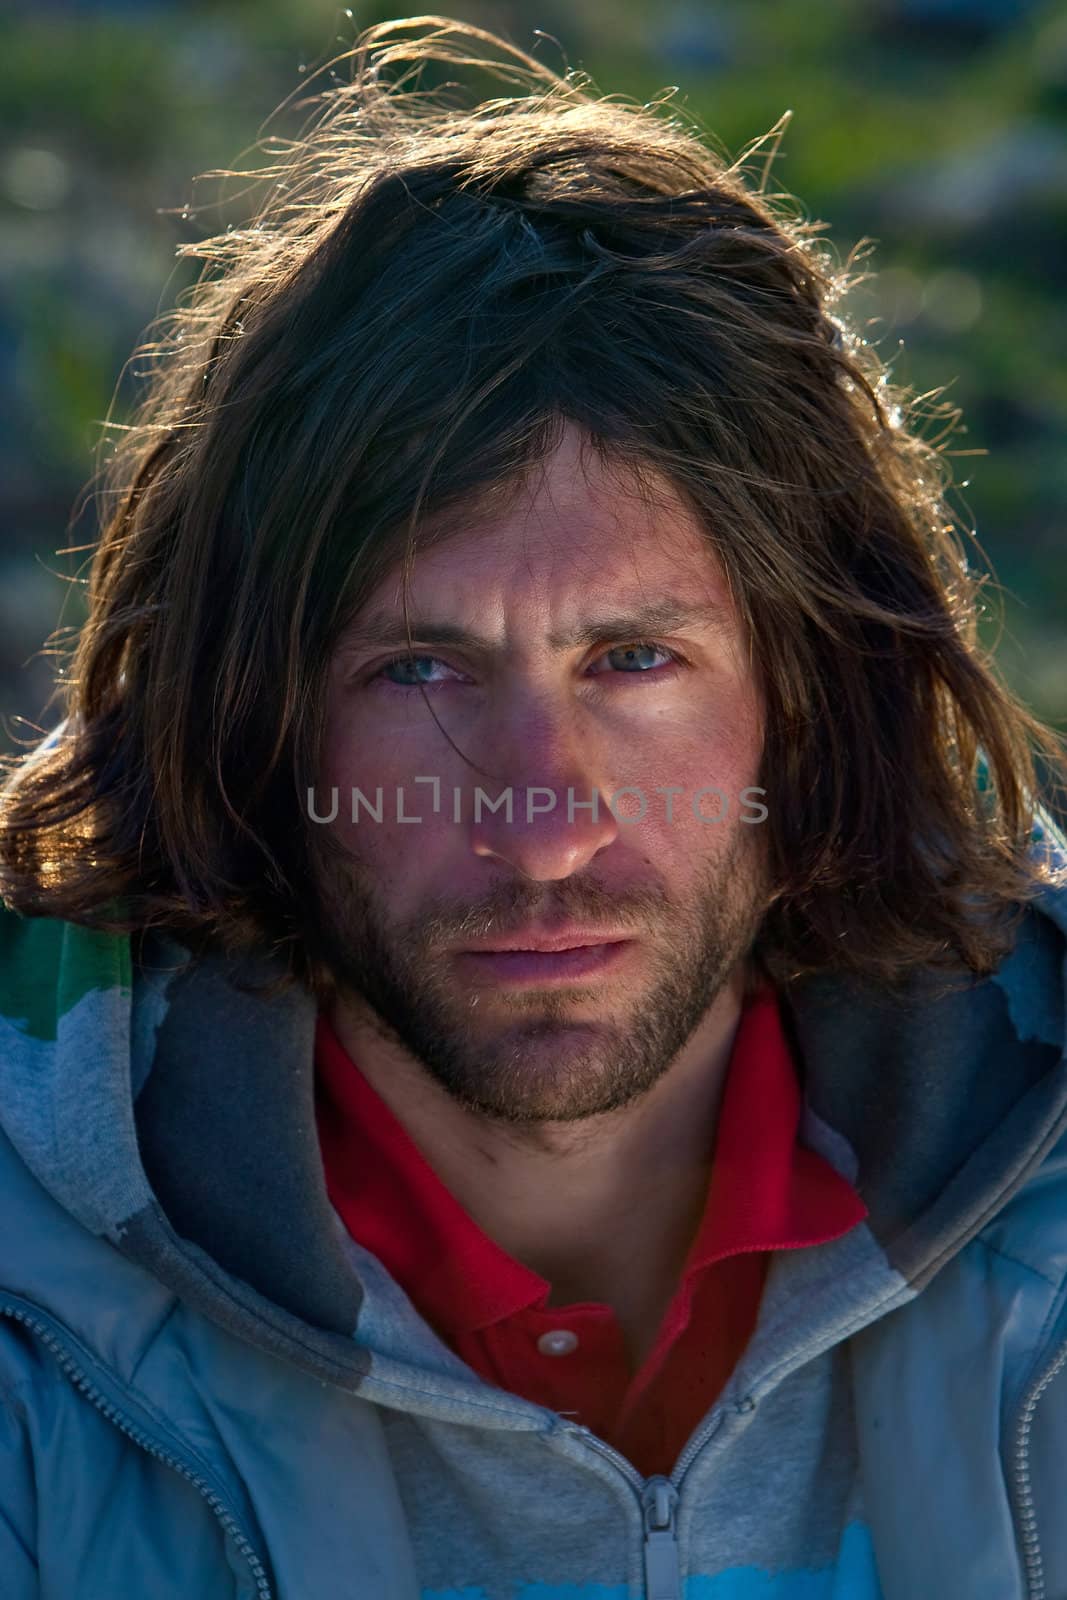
left=452, top=935, right=635, bottom=987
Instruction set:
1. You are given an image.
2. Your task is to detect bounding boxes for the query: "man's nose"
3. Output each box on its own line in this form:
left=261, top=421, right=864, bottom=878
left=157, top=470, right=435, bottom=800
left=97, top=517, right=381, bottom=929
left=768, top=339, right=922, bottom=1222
left=467, top=710, right=620, bottom=880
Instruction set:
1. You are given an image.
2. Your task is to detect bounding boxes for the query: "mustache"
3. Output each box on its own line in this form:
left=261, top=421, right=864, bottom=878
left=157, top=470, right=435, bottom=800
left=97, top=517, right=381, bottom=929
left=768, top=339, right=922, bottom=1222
left=427, top=884, right=668, bottom=945
left=326, top=853, right=671, bottom=947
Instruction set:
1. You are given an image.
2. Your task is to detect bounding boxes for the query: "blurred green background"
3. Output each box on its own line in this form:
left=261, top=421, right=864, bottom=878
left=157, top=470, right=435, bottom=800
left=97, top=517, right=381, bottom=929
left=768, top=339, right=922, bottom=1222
left=2, top=0, right=1065, bottom=758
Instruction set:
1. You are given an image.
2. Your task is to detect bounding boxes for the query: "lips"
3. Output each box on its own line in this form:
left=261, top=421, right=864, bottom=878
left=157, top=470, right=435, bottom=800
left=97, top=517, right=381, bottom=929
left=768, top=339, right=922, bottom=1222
left=453, top=937, right=635, bottom=986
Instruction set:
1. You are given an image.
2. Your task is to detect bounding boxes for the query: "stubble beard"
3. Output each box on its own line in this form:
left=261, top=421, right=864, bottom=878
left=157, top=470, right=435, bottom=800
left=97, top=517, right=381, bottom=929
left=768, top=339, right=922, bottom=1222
left=310, top=822, right=770, bottom=1127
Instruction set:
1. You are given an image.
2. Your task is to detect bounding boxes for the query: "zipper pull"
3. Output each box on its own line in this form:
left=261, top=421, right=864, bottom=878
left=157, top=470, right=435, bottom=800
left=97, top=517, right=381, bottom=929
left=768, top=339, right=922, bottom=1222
left=642, top=1476, right=681, bottom=1600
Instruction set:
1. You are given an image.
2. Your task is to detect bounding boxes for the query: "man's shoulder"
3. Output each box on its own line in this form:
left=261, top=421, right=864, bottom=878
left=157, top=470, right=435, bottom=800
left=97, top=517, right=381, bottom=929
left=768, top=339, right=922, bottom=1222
left=0, top=905, right=131, bottom=1041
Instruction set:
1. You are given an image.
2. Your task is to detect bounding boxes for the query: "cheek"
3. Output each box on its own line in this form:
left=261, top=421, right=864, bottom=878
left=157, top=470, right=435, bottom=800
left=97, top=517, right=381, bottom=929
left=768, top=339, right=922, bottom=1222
left=319, top=686, right=426, bottom=795
left=636, top=704, right=763, bottom=807
left=316, top=741, right=464, bottom=886
left=620, top=691, right=763, bottom=844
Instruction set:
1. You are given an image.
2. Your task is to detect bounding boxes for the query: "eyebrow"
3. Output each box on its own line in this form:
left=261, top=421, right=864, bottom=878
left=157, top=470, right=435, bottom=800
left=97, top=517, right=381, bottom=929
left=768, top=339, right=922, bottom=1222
left=337, top=598, right=731, bottom=656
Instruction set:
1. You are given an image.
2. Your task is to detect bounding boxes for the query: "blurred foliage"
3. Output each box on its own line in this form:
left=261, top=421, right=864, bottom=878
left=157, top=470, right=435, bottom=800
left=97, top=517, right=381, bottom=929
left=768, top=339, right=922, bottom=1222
left=1, top=0, right=1065, bottom=772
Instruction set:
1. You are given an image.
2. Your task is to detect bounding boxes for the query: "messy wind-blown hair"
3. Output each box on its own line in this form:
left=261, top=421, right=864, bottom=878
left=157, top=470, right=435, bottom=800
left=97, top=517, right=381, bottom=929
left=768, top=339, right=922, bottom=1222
left=2, top=14, right=1065, bottom=998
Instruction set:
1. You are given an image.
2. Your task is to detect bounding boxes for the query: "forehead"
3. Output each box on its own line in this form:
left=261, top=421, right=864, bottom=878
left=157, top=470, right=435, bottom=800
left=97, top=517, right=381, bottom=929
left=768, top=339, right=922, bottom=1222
left=352, top=431, right=736, bottom=632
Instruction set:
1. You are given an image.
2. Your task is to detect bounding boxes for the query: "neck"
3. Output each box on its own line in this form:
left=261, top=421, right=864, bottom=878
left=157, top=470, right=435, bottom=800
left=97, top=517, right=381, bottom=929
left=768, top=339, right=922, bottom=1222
left=327, top=965, right=747, bottom=1355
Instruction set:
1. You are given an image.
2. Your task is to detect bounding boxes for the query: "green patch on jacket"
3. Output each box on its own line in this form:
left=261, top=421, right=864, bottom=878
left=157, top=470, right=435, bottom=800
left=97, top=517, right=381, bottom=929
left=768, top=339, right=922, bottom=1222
left=0, top=906, right=130, bottom=1041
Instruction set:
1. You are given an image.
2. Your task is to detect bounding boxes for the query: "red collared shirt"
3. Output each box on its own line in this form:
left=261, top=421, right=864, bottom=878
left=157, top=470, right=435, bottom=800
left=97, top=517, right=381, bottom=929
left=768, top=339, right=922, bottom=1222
left=316, top=987, right=868, bottom=1478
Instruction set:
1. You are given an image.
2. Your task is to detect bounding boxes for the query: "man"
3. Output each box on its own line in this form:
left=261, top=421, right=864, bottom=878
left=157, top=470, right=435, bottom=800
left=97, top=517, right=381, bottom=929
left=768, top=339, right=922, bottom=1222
left=1, top=16, right=1066, bottom=1598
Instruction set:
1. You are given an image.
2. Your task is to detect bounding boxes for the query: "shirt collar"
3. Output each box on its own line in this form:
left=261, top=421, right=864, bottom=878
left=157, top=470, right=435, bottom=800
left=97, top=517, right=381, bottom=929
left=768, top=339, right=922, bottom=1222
left=315, top=985, right=867, bottom=1335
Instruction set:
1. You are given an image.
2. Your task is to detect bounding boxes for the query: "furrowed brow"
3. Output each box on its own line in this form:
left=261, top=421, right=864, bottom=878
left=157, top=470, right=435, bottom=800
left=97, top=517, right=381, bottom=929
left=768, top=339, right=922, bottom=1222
left=549, top=600, right=730, bottom=650
left=338, top=599, right=730, bottom=656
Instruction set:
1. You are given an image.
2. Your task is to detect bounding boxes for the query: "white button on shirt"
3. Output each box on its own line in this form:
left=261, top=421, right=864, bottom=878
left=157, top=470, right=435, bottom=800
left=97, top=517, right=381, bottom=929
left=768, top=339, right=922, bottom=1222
left=537, top=1328, right=579, bottom=1356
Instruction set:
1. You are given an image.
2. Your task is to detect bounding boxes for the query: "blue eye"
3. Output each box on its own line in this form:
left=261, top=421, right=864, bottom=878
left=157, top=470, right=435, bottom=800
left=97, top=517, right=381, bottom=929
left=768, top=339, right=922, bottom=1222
left=377, top=654, right=452, bottom=687
left=600, top=641, right=678, bottom=673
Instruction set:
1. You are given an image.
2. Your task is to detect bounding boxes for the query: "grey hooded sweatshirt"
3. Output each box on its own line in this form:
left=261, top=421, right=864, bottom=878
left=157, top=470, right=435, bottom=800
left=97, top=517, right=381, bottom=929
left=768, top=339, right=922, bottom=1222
left=2, top=822, right=1067, bottom=1598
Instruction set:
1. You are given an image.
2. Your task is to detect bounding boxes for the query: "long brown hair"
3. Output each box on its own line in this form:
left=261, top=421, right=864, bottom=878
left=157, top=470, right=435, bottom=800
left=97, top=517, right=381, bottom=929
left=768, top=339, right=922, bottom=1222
left=2, top=14, right=1064, bottom=997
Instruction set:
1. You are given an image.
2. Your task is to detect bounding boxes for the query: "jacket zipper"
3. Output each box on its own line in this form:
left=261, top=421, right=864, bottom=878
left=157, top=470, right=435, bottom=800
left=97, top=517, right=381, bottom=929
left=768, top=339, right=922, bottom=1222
left=642, top=1475, right=681, bottom=1600
left=0, top=1299, right=273, bottom=1599
left=578, top=1408, right=735, bottom=1598
left=1011, top=1329, right=1067, bottom=1600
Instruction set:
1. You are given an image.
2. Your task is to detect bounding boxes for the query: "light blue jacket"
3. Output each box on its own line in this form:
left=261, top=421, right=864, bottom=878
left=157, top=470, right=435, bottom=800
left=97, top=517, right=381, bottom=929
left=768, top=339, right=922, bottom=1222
left=2, top=825, right=1067, bottom=1598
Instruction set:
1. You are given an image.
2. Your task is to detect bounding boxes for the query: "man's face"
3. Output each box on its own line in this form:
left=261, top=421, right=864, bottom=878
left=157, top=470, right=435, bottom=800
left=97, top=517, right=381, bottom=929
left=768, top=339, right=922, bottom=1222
left=315, top=424, right=770, bottom=1124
